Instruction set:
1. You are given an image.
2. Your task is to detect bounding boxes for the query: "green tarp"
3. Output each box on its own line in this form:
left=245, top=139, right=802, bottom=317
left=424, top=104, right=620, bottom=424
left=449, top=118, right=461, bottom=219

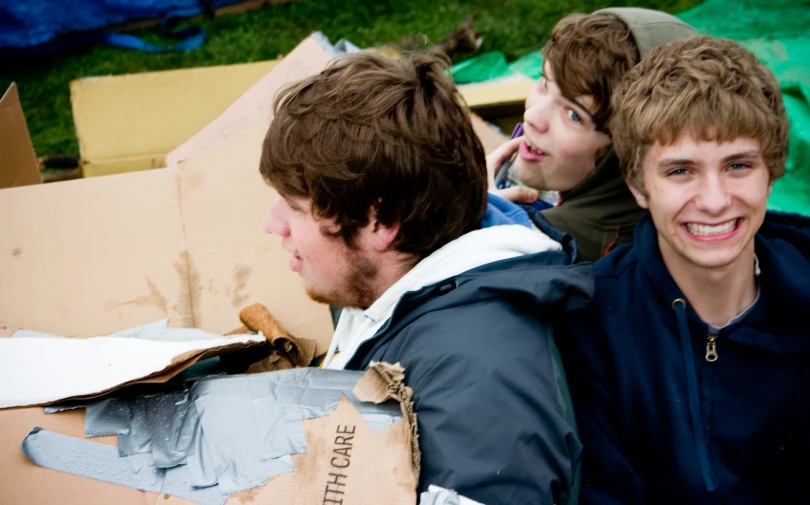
left=454, top=0, right=810, bottom=215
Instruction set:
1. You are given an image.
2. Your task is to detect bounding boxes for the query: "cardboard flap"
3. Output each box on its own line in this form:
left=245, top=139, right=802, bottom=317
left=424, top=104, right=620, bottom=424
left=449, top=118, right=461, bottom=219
left=0, top=169, right=189, bottom=336
left=165, top=33, right=333, bottom=169
left=0, top=83, right=40, bottom=189
left=70, top=60, right=279, bottom=177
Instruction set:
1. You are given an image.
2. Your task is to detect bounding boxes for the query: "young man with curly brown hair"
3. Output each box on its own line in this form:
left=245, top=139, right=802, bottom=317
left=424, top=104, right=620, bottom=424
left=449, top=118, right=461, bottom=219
left=563, top=36, right=810, bottom=504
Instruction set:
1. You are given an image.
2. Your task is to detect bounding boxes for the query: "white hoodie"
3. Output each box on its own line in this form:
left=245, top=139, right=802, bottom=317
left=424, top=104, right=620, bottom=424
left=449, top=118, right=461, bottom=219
left=323, top=224, right=562, bottom=369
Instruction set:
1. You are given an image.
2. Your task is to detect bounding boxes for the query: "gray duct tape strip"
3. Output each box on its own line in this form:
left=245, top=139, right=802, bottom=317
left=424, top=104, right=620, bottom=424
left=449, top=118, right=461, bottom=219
left=22, top=428, right=228, bottom=505
left=84, top=397, right=131, bottom=437
left=33, top=368, right=403, bottom=499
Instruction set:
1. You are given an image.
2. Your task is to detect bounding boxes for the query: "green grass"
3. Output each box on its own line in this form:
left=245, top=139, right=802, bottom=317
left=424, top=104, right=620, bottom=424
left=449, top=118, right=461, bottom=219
left=0, top=0, right=702, bottom=157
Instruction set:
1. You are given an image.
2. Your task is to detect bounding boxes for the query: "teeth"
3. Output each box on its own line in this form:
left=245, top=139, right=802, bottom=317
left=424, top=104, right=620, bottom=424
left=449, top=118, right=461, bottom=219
left=524, top=139, right=544, bottom=155
left=687, top=220, right=737, bottom=236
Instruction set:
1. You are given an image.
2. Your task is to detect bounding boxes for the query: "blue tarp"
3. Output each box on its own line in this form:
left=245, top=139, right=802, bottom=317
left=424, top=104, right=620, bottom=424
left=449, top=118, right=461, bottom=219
left=0, top=0, right=244, bottom=53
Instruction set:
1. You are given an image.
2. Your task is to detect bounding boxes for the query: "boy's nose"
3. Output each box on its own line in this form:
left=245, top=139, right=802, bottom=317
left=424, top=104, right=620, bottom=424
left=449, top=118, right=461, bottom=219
left=523, top=99, right=551, bottom=134
left=263, top=197, right=290, bottom=236
left=694, top=175, right=732, bottom=215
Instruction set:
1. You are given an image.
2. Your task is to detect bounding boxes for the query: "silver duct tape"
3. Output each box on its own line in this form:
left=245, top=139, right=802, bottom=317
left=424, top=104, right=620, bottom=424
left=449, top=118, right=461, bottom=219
left=48, top=368, right=403, bottom=499
left=84, top=397, right=131, bottom=437
left=21, top=428, right=228, bottom=505
left=143, top=391, right=196, bottom=469
left=43, top=400, right=86, bottom=414
left=117, top=396, right=153, bottom=456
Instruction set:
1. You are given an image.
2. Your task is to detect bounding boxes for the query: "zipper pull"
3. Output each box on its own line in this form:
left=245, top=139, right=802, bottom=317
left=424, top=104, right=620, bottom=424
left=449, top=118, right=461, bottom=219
left=705, top=335, right=718, bottom=362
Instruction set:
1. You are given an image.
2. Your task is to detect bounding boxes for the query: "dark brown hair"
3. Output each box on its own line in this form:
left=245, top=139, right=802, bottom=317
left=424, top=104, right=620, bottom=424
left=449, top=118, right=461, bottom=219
left=260, top=51, right=487, bottom=259
left=610, top=36, right=788, bottom=190
left=543, top=13, right=639, bottom=132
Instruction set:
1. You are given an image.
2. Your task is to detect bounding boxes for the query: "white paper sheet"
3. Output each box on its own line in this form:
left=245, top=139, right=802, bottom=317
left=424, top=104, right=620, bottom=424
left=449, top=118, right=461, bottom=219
left=0, top=327, right=264, bottom=408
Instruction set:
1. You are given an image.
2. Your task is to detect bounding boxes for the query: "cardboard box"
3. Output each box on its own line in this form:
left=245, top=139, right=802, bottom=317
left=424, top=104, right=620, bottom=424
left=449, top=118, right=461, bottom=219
left=0, top=34, right=337, bottom=505
left=71, top=60, right=279, bottom=178
left=0, top=83, right=40, bottom=189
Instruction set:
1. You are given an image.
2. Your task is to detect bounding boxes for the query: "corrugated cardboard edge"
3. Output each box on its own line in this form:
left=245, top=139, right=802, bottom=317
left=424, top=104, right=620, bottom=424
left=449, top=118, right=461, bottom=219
left=0, top=83, right=41, bottom=189
left=353, top=361, right=420, bottom=482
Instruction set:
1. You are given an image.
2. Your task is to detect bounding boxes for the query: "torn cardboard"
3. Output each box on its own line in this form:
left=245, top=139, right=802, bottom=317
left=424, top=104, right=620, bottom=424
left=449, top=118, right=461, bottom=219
left=23, top=368, right=417, bottom=505
left=71, top=60, right=279, bottom=178
left=0, top=83, right=40, bottom=189
left=354, top=361, right=420, bottom=482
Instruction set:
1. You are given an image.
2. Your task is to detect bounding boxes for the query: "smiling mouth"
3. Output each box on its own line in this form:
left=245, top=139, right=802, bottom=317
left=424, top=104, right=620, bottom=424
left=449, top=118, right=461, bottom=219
left=686, top=219, right=739, bottom=236
left=524, top=138, right=547, bottom=156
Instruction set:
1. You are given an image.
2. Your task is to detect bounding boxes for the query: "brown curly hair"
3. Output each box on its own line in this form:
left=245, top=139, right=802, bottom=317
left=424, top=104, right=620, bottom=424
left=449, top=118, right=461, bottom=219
left=543, top=13, right=639, bottom=132
left=260, top=51, right=488, bottom=259
left=610, top=36, right=788, bottom=191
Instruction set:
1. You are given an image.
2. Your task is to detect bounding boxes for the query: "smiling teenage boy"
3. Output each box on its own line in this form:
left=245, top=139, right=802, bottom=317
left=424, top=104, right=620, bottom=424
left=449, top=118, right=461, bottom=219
left=260, top=51, right=593, bottom=505
left=488, top=8, right=696, bottom=261
left=563, top=36, right=810, bottom=504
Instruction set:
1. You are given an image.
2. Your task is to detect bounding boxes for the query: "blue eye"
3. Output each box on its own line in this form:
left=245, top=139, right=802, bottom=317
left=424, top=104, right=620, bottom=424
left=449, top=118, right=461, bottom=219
left=729, top=162, right=749, bottom=171
left=668, top=168, right=689, bottom=176
left=567, top=109, right=582, bottom=123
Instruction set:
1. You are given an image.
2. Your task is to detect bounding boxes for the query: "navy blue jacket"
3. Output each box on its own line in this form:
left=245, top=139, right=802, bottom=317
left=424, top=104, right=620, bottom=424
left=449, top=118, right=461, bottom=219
left=346, top=220, right=593, bottom=505
left=563, top=212, right=810, bottom=505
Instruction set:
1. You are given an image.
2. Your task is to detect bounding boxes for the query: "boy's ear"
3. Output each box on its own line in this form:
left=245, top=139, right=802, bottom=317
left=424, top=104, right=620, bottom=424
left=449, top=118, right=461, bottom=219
left=628, top=183, right=649, bottom=209
left=362, top=204, right=400, bottom=252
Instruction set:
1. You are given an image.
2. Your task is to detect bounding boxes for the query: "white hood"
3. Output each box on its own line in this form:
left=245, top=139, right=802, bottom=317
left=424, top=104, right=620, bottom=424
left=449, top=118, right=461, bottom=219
left=323, top=224, right=562, bottom=369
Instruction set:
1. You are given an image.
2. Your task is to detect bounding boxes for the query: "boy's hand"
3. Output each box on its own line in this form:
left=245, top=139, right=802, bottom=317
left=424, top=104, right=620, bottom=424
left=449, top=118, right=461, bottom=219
left=486, top=137, right=539, bottom=204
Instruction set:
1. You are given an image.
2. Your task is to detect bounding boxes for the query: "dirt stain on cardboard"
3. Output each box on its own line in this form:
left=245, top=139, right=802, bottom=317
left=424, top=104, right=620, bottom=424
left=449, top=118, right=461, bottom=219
left=11, top=247, right=22, bottom=257
left=173, top=251, right=202, bottom=327
left=234, top=487, right=260, bottom=504
left=231, top=259, right=253, bottom=308
left=112, top=278, right=169, bottom=317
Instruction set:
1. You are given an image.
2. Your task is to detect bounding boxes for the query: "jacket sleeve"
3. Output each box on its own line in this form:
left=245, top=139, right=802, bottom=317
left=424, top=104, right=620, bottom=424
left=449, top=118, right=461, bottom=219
left=396, top=304, right=581, bottom=505
left=559, top=309, right=646, bottom=505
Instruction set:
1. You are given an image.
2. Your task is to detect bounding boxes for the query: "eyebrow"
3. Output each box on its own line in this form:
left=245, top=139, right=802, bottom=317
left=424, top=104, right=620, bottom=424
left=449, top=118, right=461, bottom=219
left=657, top=150, right=763, bottom=169
left=722, top=150, right=762, bottom=163
left=566, top=97, right=593, bottom=118
left=656, top=158, right=698, bottom=169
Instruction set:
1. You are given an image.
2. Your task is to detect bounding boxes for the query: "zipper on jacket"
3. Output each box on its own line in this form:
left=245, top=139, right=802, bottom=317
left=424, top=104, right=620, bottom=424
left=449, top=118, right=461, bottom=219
left=705, top=335, right=718, bottom=362
left=673, top=298, right=718, bottom=492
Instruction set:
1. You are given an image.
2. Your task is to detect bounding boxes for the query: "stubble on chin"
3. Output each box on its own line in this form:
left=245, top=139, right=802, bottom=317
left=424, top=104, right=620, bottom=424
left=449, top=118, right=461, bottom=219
left=306, top=256, right=379, bottom=310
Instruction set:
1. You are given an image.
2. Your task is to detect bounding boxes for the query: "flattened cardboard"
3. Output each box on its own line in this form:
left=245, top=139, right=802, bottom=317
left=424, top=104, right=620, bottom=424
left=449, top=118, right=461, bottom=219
left=226, top=396, right=416, bottom=505
left=457, top=74, right=533, bottom=114
left=0, top=408, right=150, bottom=505
left=0, top=38, right=334, bottom=348
left=71, top=61, right=279, bottom=178
left=166, top=34, right=333, bottom=169
left=177, top=122, right=329, bottom=342
left=0, top=84, right=40, bottom=189
left=0, top=168, right=188, bottom=336
left=0, top=35, right=336, bottom=504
